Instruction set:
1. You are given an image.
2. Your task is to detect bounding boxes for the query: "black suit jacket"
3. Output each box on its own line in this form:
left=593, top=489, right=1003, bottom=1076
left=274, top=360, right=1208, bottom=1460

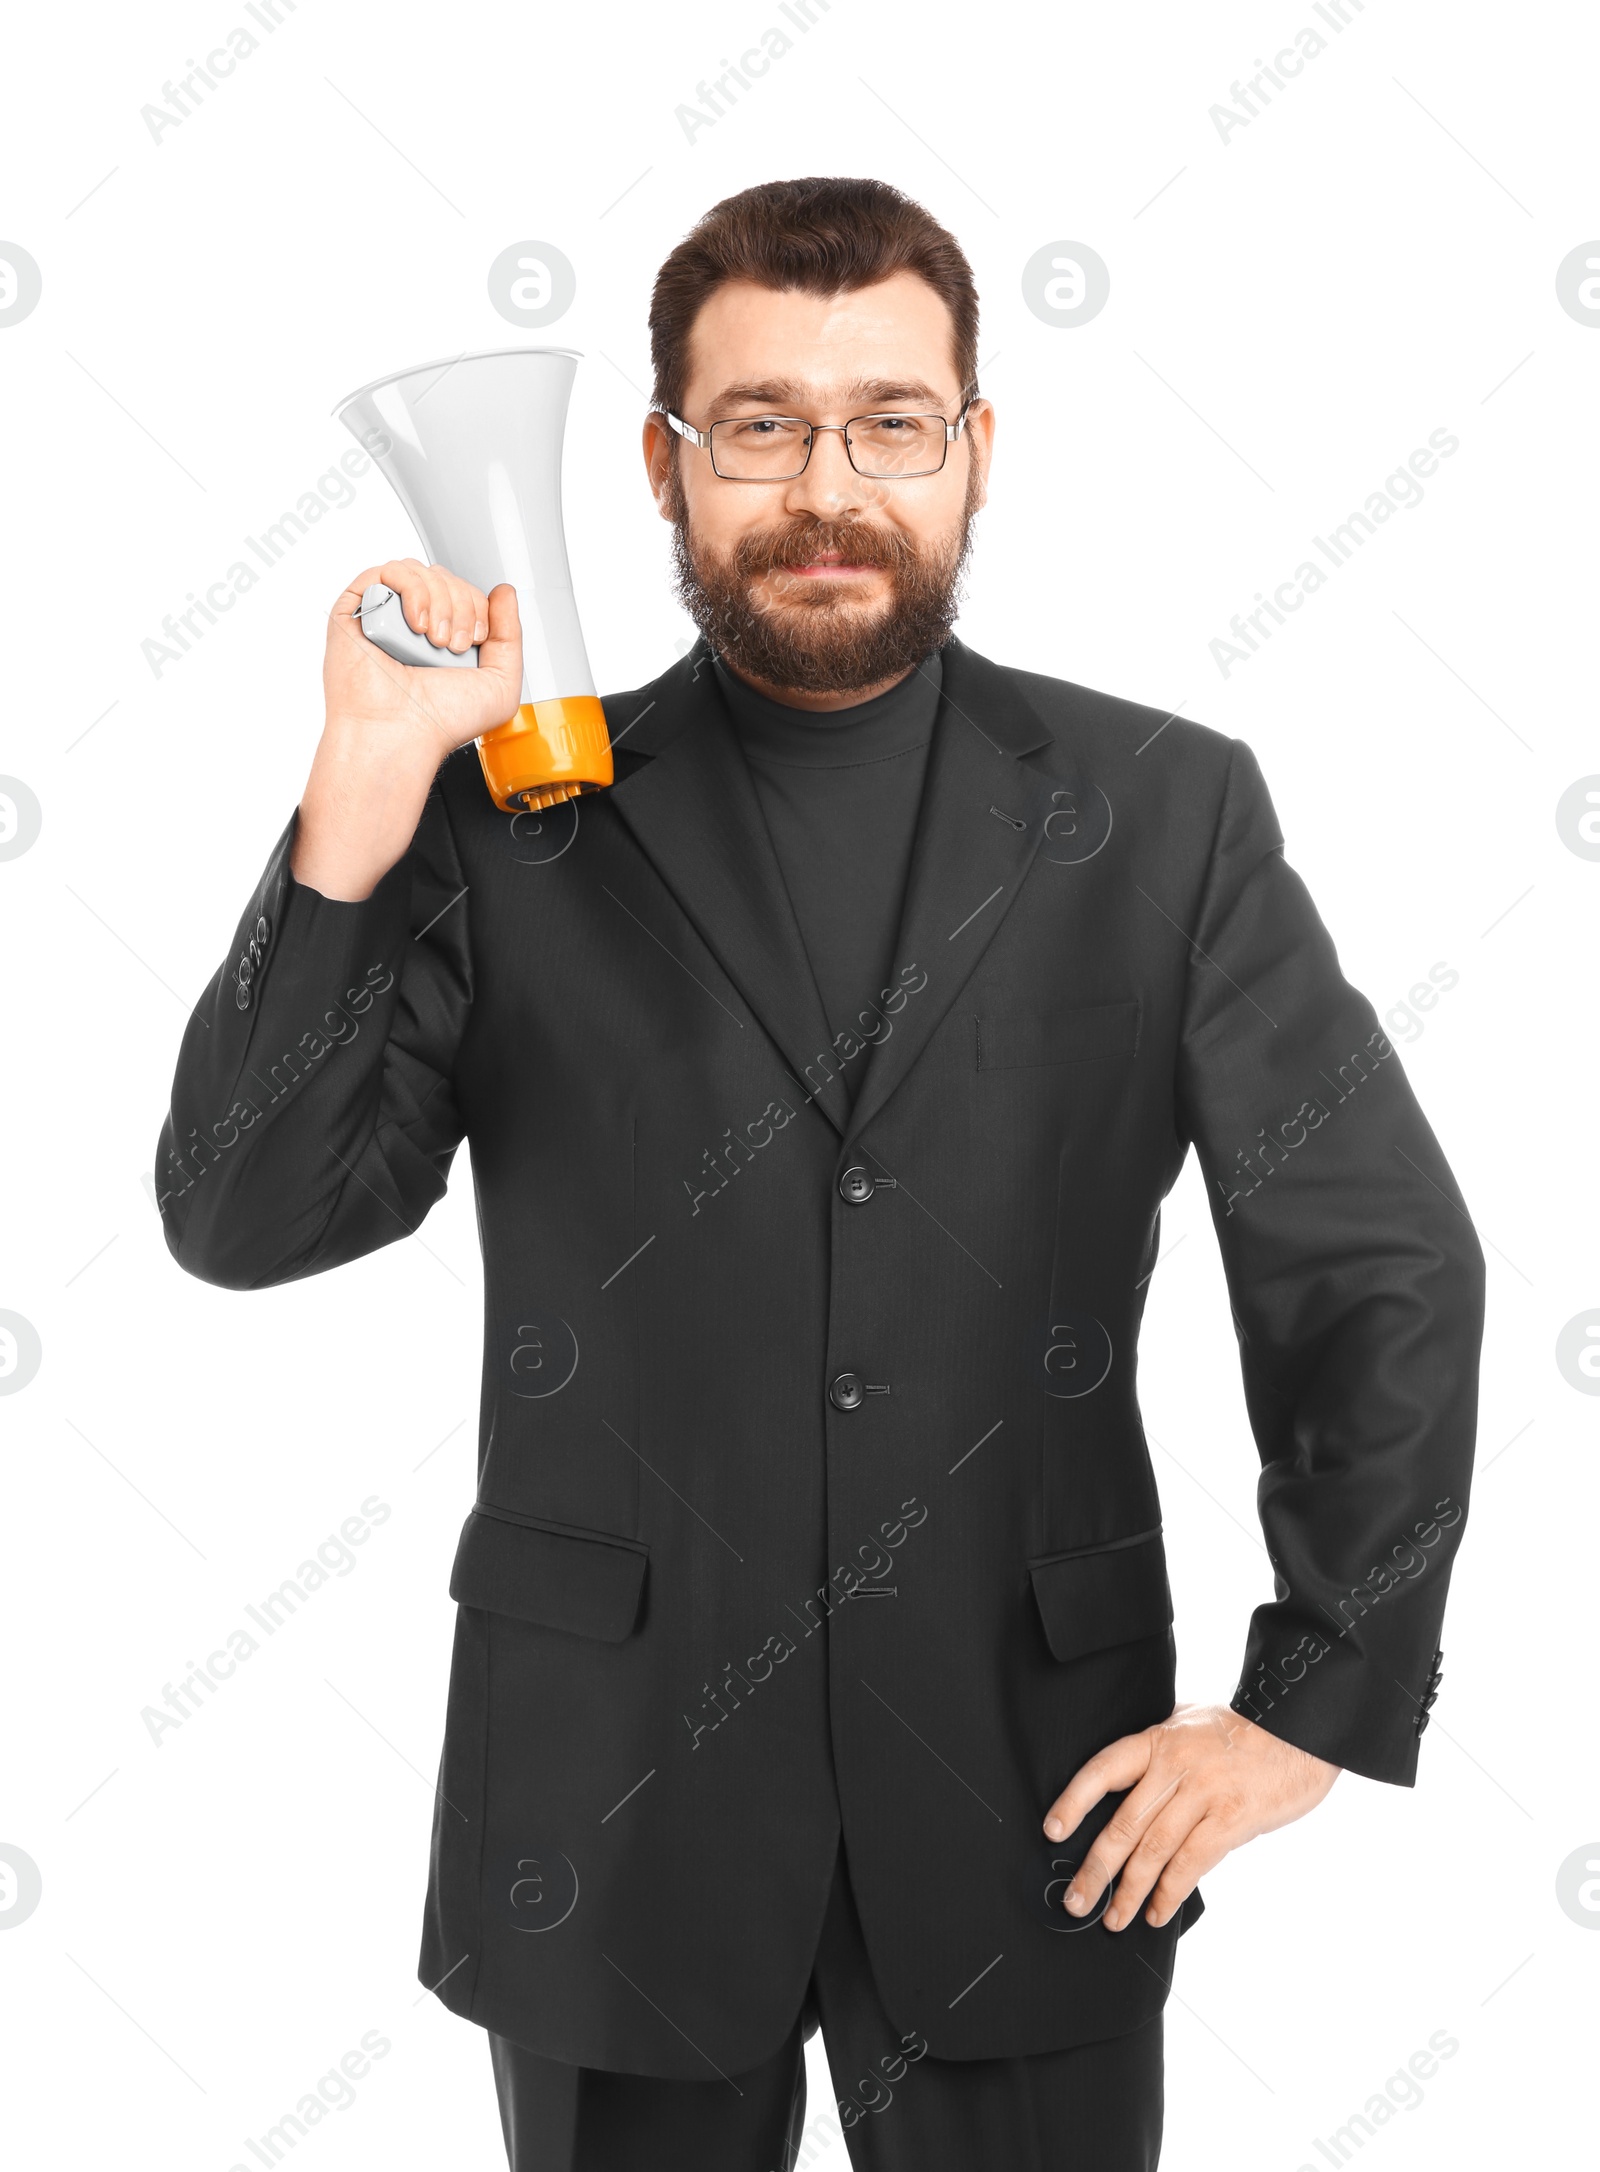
left=157, top=635, right=1484, bottom=2076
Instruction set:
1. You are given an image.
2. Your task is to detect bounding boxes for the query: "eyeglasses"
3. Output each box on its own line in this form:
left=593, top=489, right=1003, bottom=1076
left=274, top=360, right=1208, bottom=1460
left=662, top=400, right=973, bottom=481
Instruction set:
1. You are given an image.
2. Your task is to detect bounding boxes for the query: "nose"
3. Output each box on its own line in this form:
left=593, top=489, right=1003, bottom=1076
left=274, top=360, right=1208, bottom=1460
left=783, top=424, right=880, bottom=523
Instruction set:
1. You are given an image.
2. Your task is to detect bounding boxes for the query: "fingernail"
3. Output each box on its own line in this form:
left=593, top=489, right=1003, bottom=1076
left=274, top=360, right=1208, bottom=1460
left=1104, top=1908, right=1120, bottom=1929
left=436, top=619, right=451, bottom=641
left=1064, top=1889, right=1086, bottom=1914
left=1044, top=1819, right=1064, bottom=1841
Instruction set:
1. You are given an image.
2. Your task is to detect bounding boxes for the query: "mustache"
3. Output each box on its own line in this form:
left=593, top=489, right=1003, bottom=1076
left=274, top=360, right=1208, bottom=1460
left=666, top=453, right=981, bottom=693
left=728, top=519, right=921, bottom=578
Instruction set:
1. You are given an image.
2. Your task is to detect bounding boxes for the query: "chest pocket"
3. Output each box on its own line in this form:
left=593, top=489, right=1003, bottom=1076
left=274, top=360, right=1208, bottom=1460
left=976, top=998, right=1140, bottom=1071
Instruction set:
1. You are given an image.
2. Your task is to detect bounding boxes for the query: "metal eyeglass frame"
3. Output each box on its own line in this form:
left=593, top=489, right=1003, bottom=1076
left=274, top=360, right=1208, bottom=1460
left=661, top=397, right=975, bottom=481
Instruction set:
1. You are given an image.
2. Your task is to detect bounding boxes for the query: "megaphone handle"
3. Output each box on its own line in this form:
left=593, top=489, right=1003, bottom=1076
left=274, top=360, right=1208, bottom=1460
left=355, top=582, right=479, bottom=671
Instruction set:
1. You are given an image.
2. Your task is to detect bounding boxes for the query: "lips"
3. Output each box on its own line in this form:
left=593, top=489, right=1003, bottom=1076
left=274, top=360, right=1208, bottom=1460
left=733, top=523, right=913, bottom=581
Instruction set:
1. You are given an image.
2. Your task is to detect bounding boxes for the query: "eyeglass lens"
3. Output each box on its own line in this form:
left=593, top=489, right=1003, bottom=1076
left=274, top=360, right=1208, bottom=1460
left=708, top=414, right=948, bottom=479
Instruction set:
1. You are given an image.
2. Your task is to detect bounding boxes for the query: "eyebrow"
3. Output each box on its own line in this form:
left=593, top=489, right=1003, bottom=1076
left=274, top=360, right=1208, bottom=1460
left=703, top=375, right=952, bottom=413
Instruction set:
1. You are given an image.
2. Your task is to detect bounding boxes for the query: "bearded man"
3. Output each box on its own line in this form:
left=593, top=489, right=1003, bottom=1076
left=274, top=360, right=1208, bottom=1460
left=159, top=176, right=1483, bottom=2170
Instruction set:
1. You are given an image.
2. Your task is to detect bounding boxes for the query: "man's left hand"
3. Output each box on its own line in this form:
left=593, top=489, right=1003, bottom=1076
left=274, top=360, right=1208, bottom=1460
left=1042, top=1703, right=1340, bottom=1930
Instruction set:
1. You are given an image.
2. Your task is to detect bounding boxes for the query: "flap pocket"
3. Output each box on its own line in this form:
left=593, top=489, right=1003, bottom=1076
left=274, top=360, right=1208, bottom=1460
left=1028, top=1527, right=1172, bottom=1663
left=978, top=999, right=1140, bottom=1071
left=450, top=1506, right=648, bottom=1643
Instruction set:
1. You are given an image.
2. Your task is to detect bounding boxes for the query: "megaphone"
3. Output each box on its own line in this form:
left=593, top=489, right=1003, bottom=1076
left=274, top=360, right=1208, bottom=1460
left=333, top=346, right=612, bottom=813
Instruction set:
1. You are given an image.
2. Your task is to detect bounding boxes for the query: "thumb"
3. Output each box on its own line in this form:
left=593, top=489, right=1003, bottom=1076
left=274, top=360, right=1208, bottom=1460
left=479, top=581, right=523, bottom=678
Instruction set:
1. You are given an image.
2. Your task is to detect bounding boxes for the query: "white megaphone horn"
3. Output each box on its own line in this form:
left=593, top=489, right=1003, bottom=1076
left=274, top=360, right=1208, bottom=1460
left=333, top=346, right=612, bottom=814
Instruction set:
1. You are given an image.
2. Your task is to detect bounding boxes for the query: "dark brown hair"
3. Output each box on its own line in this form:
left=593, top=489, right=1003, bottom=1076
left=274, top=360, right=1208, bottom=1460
left=648, top=175, right=979, bottom=419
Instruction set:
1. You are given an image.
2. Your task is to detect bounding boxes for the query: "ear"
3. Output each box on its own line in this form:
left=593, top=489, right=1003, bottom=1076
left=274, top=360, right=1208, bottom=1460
left=642, top=412, right=677, bottom=521
left=965, top=398, right=996, bottom=512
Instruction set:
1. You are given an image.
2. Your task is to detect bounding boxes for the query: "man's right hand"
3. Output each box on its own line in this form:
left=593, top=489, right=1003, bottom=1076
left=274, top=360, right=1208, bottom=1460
left=292, top=560, right=523, bottom=902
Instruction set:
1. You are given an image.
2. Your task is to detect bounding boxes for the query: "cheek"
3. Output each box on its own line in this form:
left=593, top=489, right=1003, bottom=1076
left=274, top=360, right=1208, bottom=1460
left=894, top=476, right=968, bottom=544
left=683, top=473, right=779, bottom=552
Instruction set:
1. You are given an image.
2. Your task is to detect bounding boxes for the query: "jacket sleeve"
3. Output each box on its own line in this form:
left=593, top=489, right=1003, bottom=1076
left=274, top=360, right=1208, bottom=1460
left=1173, top=736, right=1485, bottom=1785
left=156, top=782, right=471, bottom=1291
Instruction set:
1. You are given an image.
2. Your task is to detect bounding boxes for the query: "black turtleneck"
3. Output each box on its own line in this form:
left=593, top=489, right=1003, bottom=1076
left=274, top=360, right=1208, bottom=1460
left=711, top=649, right=944, bottom=1096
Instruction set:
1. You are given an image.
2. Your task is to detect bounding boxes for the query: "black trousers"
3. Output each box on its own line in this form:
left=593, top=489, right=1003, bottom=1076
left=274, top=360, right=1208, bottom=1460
left=488, top=1838, right=1163, bottom=2170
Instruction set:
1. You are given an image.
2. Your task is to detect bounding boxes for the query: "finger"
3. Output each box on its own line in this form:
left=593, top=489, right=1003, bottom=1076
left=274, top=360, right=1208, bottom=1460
left=1043, top=1732, right=1152, bottom=1843
left=441, top=573, right=490, bottom=652
left=1144, top=1817, right=1233, bottom=1929
left=330, top=564, right=411, bottom=625
left=1063, top=1764, right=1188, bottom=1916
left=434, top=570, right=475, bottom=652
left=419, top=563, right=460, bottom=644
left=1102, top=1799, right=1199, bottom=1930
left=374, top=557, right=435, bottom=636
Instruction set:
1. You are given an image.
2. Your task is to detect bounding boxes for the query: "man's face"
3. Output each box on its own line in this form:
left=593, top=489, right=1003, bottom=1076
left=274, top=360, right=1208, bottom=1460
left=644, top=270, right=994, bottom=700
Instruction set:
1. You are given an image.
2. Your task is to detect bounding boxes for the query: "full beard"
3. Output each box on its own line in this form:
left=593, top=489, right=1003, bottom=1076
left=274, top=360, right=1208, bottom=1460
left=667, top=458, right=981, bottom=696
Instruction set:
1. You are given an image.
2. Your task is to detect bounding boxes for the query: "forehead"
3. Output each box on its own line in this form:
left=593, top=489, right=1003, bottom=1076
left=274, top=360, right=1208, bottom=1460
left=682, top=270, right=962, bottom=412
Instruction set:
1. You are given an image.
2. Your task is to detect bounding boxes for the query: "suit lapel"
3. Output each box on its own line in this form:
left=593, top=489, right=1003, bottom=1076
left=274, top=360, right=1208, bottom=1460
left=841, top=639, right=1063, bottom=1145
left=604, top=645, right=852, bottom=1136
left=602, top=636, right=1071, bottom=1150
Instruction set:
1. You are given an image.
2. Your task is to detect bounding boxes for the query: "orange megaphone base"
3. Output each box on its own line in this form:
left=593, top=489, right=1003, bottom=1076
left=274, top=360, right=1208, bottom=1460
left=477, top=695, right=614, bottom=814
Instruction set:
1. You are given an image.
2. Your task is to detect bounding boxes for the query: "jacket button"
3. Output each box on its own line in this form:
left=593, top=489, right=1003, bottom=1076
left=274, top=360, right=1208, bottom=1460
left=839, top=1168, right=875, bottom=1204
left=829, top=1372, right=865, bottom=1411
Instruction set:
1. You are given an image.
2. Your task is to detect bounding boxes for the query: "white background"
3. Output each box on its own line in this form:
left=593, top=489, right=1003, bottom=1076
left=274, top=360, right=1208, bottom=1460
left=1, top=0, right=1595, bottom=2165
